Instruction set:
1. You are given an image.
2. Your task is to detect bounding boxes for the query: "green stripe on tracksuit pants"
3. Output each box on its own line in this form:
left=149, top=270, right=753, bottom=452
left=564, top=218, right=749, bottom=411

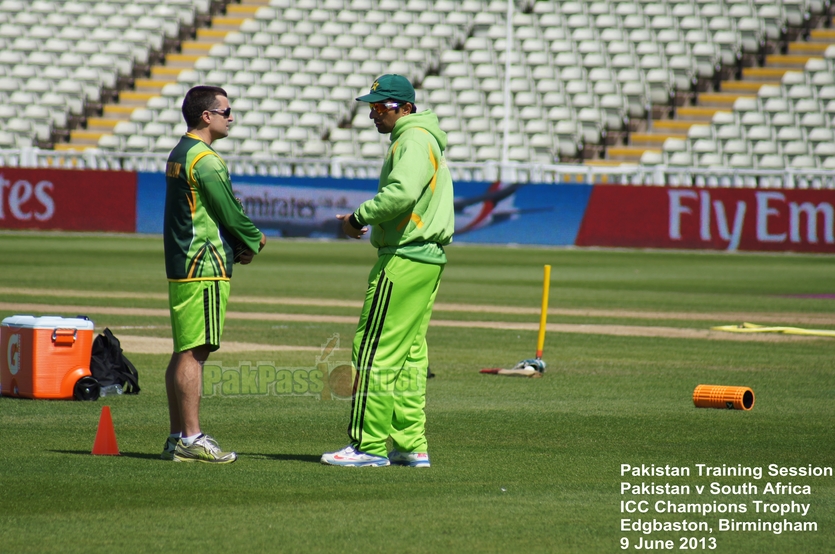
left=349, top=253, right=443, bottom=458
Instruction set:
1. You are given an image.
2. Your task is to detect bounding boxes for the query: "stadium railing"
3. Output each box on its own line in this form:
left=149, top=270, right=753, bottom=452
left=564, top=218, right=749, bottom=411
left=0, top=147, right=833, bottom=189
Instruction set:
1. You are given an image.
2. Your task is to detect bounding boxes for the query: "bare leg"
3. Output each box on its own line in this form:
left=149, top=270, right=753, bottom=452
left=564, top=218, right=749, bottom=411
left=166, top=345, right=211, bottom=437
left=165, top=353, right=182, bottom=434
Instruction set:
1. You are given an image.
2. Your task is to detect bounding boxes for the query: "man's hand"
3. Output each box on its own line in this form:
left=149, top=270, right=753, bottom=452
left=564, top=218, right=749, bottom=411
left=238, top=249, right=255, bottom=264
left=239, top=233, right=266, bottom=265
left=337, top=214, right=367, bottom=239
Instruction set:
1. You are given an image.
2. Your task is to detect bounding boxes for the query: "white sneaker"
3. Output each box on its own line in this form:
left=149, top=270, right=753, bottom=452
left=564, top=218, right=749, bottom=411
left=388, top=450, right=431, bottom=467
left=320, top=445, right=390, bottom=467
left=173, top=434, right=237, bottom=464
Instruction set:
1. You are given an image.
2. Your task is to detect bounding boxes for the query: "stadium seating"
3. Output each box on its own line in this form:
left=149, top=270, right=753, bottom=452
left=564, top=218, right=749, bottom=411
left=0, top=0, right=833, bottom=174
left=0, top=0, right=207, bottom=148
left=629, top=59, right=835, bottom=171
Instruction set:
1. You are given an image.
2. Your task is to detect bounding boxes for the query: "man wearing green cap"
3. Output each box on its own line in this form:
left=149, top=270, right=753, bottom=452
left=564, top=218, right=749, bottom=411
left=321, top=74, right=455, bottom=468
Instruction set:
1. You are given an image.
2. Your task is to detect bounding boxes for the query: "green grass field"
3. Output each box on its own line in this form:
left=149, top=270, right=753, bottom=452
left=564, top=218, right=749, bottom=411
left=1, top=233, right=833, bottom=553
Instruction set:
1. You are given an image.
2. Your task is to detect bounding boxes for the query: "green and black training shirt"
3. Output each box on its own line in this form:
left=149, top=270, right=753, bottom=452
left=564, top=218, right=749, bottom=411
left=163, top=133, right=261, bottom=281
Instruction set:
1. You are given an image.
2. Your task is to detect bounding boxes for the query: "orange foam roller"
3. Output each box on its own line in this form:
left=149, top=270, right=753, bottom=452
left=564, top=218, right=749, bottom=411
left=693, top=384, right=755, bottom=411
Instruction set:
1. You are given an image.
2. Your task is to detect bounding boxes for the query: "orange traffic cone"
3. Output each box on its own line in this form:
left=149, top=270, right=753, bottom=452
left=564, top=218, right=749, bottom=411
left=92, top=405, right=120, bottom=455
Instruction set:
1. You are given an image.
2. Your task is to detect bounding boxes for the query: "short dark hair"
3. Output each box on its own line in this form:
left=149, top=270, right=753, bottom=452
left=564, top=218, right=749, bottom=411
left=182, top=86, right=227, bottom=128
left=389, top=100, right=417, bottom=114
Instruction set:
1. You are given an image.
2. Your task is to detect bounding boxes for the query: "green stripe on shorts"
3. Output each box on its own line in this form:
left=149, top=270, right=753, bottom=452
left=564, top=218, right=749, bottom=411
left=169, top=280, right=230, bottom=352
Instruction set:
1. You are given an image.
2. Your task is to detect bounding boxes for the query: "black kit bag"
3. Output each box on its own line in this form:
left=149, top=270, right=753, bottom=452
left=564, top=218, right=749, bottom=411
left=89, top=328, right=141, bottom=394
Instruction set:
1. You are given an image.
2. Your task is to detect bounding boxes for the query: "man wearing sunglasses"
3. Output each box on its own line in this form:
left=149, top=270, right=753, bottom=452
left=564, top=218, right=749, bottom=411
left=322, top=74, right=454, bottom=468
left=162, top=85, right=266, bottom=463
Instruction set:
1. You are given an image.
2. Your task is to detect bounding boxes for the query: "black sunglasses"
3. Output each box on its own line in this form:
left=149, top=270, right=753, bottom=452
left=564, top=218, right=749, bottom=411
left=207, top=107, right=232, bottom=118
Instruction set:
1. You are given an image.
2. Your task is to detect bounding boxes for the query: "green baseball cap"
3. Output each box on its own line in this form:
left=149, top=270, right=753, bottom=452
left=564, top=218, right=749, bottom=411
left=355, top=74, right=416, bottom=103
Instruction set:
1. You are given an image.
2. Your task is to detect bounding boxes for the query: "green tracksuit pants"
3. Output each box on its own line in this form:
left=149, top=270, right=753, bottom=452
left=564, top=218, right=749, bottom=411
left=349, top=253, right=443, bottom=457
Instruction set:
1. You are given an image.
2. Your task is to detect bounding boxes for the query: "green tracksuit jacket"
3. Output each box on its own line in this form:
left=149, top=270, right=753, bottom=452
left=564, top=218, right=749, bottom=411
left=353, top=110, right=455, bottom=264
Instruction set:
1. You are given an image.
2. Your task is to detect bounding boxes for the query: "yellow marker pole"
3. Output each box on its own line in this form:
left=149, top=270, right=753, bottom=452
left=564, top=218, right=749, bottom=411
left=536, top=264, right=551, bottom=359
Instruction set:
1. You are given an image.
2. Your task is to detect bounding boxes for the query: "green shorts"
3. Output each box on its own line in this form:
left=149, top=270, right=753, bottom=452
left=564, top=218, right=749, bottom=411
left=168, top=280, right=230, bottom=353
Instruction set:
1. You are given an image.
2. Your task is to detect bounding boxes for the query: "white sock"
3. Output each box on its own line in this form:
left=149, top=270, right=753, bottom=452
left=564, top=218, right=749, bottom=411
left=181, top=433, right=201, bottom=446
left=169, top=433, right=181, bottom=441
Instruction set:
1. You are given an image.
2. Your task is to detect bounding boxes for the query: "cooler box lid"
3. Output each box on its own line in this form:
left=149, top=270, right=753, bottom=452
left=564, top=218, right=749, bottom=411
left=1, top=315, right=95, bottom=330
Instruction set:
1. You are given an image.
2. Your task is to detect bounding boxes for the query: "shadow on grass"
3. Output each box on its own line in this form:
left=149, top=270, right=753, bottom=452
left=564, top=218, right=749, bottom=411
left=49, top=450, right=322, bottom=463
left=49, top=450, right=162, bottom=460
left=239, top=453, right=322, bottom=463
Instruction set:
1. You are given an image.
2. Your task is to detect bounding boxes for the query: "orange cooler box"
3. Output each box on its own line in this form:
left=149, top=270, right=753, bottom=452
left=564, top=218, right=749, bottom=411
left=1, top=315, right=95, bottom=399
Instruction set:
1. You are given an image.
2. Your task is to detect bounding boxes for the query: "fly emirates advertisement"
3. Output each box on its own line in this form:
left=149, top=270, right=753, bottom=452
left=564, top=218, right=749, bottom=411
left=0, top=168, right=136, bottom=232
left=1, top=166, right=833, bottom=254
left=576, top=185, right=835, bottom=254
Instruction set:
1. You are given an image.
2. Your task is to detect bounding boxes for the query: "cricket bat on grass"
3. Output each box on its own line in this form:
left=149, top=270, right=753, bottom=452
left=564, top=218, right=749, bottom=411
left=480, top=265, right=551, bottom=379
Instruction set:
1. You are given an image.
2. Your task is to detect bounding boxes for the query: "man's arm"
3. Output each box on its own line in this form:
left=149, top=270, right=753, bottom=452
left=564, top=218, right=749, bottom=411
left=354, top=139, right=436, bottom=226
left=195, top=156, right=263, bottom=254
